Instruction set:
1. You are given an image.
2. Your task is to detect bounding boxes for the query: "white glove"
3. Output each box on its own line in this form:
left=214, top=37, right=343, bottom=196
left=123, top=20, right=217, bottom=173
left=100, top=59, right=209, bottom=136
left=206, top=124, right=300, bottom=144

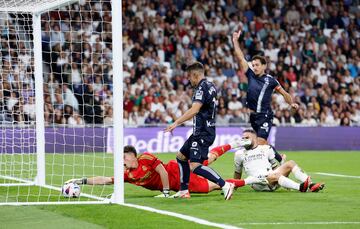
left=154, top=188, right=170, bottom=198
left=229, top=138, right=252, bottom=149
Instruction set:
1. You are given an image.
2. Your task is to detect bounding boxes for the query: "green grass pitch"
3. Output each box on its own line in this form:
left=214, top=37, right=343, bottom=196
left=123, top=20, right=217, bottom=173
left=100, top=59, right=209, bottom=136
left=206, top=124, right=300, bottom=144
left=1, top=151, right=360, bottom=229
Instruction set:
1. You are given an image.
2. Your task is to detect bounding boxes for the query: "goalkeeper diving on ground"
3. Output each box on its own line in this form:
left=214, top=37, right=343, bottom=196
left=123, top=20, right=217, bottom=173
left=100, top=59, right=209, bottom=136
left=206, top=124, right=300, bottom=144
left=65, top=140, right=260, bottom=198
left=66, top=130, right=324, bottom=196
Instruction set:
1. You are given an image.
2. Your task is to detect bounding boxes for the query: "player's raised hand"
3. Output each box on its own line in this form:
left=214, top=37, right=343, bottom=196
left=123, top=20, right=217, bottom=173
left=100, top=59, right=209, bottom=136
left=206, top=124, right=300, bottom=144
left=232, top=29, right=241, bottom=44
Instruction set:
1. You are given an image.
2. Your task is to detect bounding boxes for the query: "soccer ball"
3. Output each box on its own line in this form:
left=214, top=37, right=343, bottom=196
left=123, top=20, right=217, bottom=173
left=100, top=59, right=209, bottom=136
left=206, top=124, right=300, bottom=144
left=62, top=183, right=81, bottom=198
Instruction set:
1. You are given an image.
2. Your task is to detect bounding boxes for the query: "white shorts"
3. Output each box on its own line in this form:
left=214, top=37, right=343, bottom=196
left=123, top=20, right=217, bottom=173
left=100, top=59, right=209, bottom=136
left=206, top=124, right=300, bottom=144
left=251, top=183, right=279, bottom=191
left=250, top=170, right=279, bottom=192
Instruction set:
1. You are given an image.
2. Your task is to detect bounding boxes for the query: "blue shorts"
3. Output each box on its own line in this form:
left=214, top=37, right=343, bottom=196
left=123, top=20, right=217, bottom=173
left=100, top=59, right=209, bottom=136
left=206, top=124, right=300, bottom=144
left=250, top=112, right=273, bottom=140
left=179, top=135, right=214, bottom=163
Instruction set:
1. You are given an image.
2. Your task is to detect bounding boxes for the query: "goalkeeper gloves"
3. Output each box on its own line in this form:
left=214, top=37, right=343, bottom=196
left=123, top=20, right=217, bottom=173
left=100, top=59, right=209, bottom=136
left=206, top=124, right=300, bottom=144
left=65, top=177, right=87, bottom=185
left=154, top=188, right=170, bottom=198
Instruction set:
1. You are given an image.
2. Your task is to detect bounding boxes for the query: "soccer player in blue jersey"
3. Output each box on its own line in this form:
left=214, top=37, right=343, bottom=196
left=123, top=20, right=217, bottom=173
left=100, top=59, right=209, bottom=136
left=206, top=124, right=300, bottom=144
left=231, top=30, right=299, bottom=161
left=164, top=62, right=235, bottom=200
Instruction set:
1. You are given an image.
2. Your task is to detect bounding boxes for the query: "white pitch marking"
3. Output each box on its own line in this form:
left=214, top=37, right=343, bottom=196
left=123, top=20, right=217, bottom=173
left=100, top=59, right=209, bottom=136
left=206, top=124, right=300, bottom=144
left=315, top=172, right=360, bottom=179
left=124, top=203, right=242, bottom=229
left=239, top=222, right=360, bottom=225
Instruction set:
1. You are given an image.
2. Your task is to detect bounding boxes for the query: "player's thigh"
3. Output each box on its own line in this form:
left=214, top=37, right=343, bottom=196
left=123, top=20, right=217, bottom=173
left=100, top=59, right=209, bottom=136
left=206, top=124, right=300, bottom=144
left=255, top=113, right=273, bottom=140
left=188, top=137, right=211, bottom=163
left=273, top=165, right=291, bottom=177
left=179, top=136, right=193, bottom=159
left=188, top=173, right=210, bottom=193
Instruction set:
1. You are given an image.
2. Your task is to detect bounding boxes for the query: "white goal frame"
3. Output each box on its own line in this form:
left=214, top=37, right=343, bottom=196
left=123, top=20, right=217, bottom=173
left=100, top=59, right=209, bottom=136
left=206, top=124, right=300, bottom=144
left=0, top=0, right=124, bottom=205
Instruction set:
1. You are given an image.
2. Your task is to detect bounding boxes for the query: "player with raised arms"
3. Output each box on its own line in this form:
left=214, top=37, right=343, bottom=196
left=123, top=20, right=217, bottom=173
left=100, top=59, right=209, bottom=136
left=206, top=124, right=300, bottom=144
left=234, top=129, right=325, bottom=192
left=231, top=29, right=299, bottom=163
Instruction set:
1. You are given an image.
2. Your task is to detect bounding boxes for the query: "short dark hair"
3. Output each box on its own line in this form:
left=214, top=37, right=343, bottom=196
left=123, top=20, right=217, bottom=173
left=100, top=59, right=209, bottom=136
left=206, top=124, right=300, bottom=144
left=186, top=62, right=204, bottom=73
left=124, top=145, right=137, bottom=156
left=242, top=129, right=257, bottom=135
left=251, top=55, right=267, bottom=65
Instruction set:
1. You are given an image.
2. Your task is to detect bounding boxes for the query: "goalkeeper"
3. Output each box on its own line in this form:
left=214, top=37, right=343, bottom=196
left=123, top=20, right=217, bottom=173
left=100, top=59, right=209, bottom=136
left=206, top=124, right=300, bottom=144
left=66, top=142, right=262, bottom=197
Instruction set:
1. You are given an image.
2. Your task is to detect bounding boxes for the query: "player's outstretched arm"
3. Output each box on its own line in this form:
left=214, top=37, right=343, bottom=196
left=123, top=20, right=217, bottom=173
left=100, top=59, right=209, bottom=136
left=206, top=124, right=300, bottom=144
left=164, top=102, right=202, bottom=134
left=276, top=87, right=299, bottom=111
left=65, top=176, right=113, bottom=185
left=232, top=30, right=249, bottom=72
left=154, top=164, right=170, bottom=198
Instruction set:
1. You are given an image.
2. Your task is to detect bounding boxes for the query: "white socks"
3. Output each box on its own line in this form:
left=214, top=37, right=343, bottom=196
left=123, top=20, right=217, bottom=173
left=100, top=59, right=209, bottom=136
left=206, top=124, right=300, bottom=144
left=292, top=165, right=308, bottom=182
left=278, top=175, right=300, bottom=190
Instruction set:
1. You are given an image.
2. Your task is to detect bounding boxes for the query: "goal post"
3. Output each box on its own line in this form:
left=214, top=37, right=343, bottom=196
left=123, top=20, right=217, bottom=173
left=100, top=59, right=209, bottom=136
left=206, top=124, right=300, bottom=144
left=0, top=0, right=124, bottom=205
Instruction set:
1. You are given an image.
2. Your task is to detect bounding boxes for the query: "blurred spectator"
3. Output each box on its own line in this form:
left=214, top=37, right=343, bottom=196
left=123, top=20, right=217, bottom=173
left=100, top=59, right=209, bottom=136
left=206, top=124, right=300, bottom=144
left=0, top=0, right=358, bottom=128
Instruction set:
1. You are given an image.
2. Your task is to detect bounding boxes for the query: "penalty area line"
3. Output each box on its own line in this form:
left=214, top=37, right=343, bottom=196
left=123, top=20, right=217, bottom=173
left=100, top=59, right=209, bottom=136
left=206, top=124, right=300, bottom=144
left=123, top=203, right=242, bottom=229
left=314, top=172, right=360, bottom=179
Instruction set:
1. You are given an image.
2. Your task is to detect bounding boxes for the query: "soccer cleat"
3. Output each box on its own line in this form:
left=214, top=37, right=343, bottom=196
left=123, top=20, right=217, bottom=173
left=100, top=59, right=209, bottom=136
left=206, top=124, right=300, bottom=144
left=309, top=183, right=325, bottom=192
left=230, top=138, right=252, bottom=149
left=154, top=193, right=170, bottom=198
left=170, top=190, right=190, bottom=199
left=222, top=182, right=235, bottom=200
left=299, top=176, right=311, bottom=192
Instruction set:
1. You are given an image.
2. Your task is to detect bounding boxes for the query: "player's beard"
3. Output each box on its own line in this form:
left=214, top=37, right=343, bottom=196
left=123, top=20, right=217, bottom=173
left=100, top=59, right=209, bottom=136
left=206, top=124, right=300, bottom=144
left=244, top=143, right=254, bottom=150
left=244, top=144, right=253, bottom=150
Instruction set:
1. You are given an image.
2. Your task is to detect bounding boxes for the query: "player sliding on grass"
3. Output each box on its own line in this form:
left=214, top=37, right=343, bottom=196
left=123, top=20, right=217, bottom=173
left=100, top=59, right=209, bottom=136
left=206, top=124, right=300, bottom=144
left=233, top=129, right=325, bottom=192
left=65, top=142, right=259, bottom=197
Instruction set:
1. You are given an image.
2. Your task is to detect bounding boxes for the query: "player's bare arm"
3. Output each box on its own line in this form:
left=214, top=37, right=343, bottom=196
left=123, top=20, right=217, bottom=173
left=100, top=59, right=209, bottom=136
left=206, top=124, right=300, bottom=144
left=276, top=86, right=299, bottom=111
left=65, top=176, right=113, bottom=185
left=232, top=30, right=249, bottom=72
left=164, top=102, right=202, bottom=134
left=154, top=163, right=170, bottom=197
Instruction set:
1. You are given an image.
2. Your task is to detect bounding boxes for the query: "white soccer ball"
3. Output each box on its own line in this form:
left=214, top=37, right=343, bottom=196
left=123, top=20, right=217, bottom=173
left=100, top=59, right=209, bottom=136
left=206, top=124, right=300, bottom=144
left=62, top=183, right=81, bottom=198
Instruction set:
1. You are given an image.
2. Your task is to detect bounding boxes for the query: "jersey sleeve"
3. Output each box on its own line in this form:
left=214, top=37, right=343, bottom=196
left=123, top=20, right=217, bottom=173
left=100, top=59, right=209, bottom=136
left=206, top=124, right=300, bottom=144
left=245, top=67, right=255, bottom=79
left=273, top=78, right=281, bottom=91
left=139, top=152, right=162, bottom=170
left=192, top=87, right=206, bottom=104
left=267, top=146, right=278, bottom=168
left=234, top=150, right=244, bottom=173
left=267, top=146, right=276, bottom=160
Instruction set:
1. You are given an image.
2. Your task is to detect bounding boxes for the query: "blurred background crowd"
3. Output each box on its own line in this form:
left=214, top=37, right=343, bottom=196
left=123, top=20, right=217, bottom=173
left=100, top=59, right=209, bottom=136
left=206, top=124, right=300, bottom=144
left=0, top=0, right=359, bottom=127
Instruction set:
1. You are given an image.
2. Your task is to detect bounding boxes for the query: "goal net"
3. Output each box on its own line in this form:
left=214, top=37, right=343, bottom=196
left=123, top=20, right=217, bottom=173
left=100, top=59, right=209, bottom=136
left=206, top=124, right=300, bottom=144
left=0, top=0, right=124, bottom=205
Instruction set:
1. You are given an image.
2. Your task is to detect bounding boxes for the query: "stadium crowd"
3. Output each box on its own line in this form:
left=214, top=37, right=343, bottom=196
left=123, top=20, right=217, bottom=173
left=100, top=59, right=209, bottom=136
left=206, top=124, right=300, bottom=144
left=0, top=0, right=359, bottom=127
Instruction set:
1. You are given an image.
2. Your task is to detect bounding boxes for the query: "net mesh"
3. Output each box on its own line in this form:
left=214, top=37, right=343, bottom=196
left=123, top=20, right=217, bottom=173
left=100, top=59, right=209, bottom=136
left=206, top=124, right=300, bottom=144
left=0, top=0, right=115, bottom=203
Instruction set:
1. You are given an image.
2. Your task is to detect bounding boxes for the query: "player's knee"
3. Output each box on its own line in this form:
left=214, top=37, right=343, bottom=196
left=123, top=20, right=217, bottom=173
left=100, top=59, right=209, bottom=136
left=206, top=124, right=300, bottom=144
left=189, top=162, right=201, bottom=172
left=176, top=152, right=187, bottom=161
left=268, top=173, right=280, bottom=182
left=287, top=160, right=296, bottom=168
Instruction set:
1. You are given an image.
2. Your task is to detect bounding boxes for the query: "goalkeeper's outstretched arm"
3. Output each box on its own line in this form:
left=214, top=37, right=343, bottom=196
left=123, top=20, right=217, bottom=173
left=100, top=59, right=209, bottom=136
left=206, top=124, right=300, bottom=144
left=66, top=176, right=113, bottom=185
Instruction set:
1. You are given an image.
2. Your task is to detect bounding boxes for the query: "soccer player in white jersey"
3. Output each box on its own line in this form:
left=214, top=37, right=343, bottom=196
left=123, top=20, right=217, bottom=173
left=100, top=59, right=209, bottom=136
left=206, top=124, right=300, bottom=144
left=234, top=129, right=325, bottom=192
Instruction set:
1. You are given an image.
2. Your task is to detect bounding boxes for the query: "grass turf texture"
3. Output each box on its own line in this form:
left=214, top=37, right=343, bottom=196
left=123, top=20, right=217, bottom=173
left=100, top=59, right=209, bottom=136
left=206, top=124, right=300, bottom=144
left=1, top=151, right=360, bottom=229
